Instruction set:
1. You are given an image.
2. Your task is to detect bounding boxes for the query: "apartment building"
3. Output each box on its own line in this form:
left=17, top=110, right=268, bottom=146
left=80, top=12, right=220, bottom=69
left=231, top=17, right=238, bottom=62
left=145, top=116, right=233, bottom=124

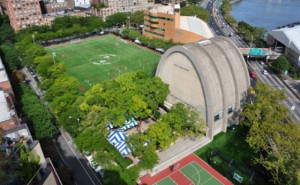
left=143, top=4, right=213, bottom=43
left=0, top=57, right=19, bottom=131
left=40, top=0, right=74, bottom=14
left=74, top=0, right=91, bottom=8
left=0, top=0, right=44, bottom=31
left=97, top=0, right=154, bottom=20
left=1, top=124, right=62, bottom=185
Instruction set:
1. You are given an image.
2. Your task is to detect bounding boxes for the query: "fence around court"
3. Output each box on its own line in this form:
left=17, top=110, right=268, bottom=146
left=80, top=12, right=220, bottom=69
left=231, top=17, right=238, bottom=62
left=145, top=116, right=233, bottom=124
left=206, top=148, right=267, bottom=185
left=40, top=31, right=102, bottom=47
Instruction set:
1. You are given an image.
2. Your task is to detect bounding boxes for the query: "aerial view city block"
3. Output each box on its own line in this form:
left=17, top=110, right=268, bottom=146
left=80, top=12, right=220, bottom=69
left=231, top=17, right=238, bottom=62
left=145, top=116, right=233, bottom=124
left=0, top=0, right=300, bottom=185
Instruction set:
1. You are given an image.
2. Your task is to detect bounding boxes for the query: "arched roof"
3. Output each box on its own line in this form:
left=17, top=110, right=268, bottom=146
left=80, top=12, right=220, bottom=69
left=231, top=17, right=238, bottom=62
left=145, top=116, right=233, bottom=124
left=156, top=37, right=250, bottom=137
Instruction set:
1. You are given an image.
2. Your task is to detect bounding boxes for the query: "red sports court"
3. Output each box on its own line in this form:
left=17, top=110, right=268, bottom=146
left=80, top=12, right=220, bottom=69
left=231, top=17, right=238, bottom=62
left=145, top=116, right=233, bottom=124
left=139, top=153, right=233, bottom=185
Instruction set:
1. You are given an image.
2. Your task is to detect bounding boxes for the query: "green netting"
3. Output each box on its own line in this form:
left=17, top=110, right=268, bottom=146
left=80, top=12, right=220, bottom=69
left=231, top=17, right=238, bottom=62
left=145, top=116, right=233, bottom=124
left=249, top=48, right=267, bottom=56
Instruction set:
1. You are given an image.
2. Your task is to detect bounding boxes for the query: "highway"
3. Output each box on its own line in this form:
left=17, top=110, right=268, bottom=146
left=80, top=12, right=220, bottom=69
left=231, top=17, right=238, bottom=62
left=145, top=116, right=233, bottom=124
left=22, top=67, right=103, bottom=185
left=249, top=61, right=300, bottom=122
left=206, top=0, right=300, bottom=123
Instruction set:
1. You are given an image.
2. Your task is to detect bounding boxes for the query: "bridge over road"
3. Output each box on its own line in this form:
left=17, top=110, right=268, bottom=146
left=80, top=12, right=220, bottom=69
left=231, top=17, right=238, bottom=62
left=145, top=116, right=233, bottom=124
left=239, top=48, right=281, bottom=61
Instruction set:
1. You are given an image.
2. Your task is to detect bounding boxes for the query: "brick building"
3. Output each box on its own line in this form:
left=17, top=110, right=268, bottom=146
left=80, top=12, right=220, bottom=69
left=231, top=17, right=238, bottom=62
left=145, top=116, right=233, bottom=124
left=143, top=4, right=213, bottom=44
left=0, top=0, right=44, bottom=31
left=41, top=0, right=74, bottom=14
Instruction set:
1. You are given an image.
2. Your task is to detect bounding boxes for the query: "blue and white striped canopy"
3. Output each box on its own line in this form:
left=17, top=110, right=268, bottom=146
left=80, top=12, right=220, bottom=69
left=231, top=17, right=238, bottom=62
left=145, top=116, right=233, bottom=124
left=114, top=141, right=132, bottom=157
left=107, top=130, right=131, bottom=157
left=107, top=130, right=127, bottom=145
left=121, top=118, right=138, bottom=131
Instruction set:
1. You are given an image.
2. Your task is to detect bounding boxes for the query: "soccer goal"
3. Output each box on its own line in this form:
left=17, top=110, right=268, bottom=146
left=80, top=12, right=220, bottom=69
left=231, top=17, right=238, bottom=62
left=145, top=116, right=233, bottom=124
left=70, top=38, right=81, bottom=44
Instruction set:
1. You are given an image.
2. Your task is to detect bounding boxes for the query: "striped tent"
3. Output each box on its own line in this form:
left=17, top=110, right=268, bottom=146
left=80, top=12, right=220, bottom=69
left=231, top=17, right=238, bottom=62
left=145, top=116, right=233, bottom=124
left=107, top=130, right=127, bottom=145
left=121, top=118, right=138, bottom=131
left=107, top=130, right=131, bottom=157
left=114, top=141, right=131, bottom=157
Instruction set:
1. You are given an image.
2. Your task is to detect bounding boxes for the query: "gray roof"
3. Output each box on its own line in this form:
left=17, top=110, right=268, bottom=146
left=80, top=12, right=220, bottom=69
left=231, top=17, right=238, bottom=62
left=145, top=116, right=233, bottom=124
left=268, top=25, right=300, bottom=54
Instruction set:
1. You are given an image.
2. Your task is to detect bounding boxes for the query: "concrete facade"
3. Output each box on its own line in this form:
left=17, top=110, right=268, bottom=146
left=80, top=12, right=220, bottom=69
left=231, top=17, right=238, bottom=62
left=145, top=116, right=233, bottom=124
left=0, top=0, right=44, bottom=31
left=156, top=37, right=250, bottom=138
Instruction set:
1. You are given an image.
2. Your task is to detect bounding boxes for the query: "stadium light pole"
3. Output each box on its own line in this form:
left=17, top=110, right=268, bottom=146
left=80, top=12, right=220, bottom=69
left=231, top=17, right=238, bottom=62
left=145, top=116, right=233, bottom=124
left=52, top=51, right=56, bottom=64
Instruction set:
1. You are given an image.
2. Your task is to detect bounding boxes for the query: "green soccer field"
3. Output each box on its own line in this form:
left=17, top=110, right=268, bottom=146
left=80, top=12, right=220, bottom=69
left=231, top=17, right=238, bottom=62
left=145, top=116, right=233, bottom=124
left=46, top=35, right=161, bottom=88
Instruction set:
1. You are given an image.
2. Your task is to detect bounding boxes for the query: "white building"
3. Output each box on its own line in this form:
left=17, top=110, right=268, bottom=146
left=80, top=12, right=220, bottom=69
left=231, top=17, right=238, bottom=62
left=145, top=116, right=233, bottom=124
left=267, top=24, right=300, bottom=66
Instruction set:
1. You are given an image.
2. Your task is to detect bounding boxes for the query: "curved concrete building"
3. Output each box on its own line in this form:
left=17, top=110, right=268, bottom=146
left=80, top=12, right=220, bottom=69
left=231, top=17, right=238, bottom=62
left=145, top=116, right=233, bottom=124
left=156, top=37, right=250, bottom=138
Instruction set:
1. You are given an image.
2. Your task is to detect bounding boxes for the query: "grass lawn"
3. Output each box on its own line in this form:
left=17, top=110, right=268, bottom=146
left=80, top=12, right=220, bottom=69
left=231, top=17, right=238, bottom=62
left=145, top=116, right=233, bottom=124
left=46, top=35, right=161, bottom=88
left=195, top=126, right=268, bottom=185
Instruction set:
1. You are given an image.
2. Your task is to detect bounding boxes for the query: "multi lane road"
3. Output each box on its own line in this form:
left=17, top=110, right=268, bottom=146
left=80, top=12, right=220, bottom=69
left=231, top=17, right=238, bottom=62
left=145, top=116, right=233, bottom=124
left=205, top=0, right=300, bottom=123
left=249, top=61, right=300, bottom=122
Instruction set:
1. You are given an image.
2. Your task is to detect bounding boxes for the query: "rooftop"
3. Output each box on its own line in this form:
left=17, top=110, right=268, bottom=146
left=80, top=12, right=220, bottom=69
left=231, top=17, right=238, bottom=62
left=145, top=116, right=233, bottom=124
left=269, top=25, right=300, bottom=54
left=0, top=90, right=12, bottom=123
left=180, top=16, right=214, bottom=38
left=149, top=4, right=180, bottom=14
left=0, top=58, right=8, bottom=83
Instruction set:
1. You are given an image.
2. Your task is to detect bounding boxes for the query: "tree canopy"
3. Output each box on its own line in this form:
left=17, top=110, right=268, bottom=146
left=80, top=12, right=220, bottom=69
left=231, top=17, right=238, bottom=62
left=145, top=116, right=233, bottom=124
left=272, top=56, right=291, bottom=73
left=242, top=82, right=300, bottom=184
left=180, top=4, right=210, bottom=23
left=106, top=12, right=130, bottom=27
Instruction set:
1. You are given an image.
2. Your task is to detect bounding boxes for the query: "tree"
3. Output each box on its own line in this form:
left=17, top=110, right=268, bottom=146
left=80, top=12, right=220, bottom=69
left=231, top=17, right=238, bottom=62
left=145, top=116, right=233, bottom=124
left=147, top=121, right=175, bottom=149
left=0, top=44, right=20, bottom=71
left=131, top=11, right=144, bottom=26
left=105, top=12, right=130, bottom=27
left=35, top=54, right=54, bottom=78
left=272, top=56, right=291, bottom=73
left=181, top=4, right=210, bottom=23
left=20, top=84, right=57, bottom=139
left=19, top=147, right=40, bottom=184
left=242, top=82, right=300, bottom=184
left=45, top=74, right=80, bottom=101
left=220, top=0, right=232, bottom=15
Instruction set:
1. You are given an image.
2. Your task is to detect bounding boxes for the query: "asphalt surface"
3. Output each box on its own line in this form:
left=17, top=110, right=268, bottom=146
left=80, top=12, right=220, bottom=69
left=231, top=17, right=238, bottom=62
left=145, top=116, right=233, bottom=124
left=249, top=61, right=300, bottom=122
left=22, top=67, right=102, bottom=185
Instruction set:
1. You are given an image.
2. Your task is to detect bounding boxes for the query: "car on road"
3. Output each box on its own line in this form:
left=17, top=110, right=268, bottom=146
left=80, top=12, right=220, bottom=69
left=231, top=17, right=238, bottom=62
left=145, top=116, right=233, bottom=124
left=84, top=152, right=104, bottom=177
left=261, top=69, right=268, bottom=75
left=250, top=71, right=256, bottom=79
left=259, top=61, right=265, bottom=65
left=228, top=33, right=233, bottom=37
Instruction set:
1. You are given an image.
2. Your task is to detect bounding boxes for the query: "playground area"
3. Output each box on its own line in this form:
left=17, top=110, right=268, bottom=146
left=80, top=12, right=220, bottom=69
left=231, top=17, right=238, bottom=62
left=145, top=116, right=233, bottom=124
left=46, top=35, right=160, bottom=88
left=139, top=154, right=233, bottom=185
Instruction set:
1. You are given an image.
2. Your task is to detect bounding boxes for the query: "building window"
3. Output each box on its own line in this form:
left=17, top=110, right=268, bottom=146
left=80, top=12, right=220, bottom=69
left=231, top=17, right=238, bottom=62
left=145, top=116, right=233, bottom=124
left=144, top=29, right=164, bottom=37
left=227, top=104, right=235, bottom=114
left=214, top=111, right=223, bottom=122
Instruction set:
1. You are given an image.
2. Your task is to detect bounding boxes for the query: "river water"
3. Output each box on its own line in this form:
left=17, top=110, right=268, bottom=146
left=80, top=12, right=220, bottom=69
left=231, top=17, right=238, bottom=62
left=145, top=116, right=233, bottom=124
left=230, top=0, right=300, bottom=31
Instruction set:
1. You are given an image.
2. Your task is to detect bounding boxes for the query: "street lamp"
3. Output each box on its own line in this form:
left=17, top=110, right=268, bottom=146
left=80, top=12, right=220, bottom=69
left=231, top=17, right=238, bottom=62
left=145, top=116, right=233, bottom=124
left=52, top=51, right=56, bottom=64
left=69, top=116, right=80, bottom=124
left=32, top=34, right=35, bottom=45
